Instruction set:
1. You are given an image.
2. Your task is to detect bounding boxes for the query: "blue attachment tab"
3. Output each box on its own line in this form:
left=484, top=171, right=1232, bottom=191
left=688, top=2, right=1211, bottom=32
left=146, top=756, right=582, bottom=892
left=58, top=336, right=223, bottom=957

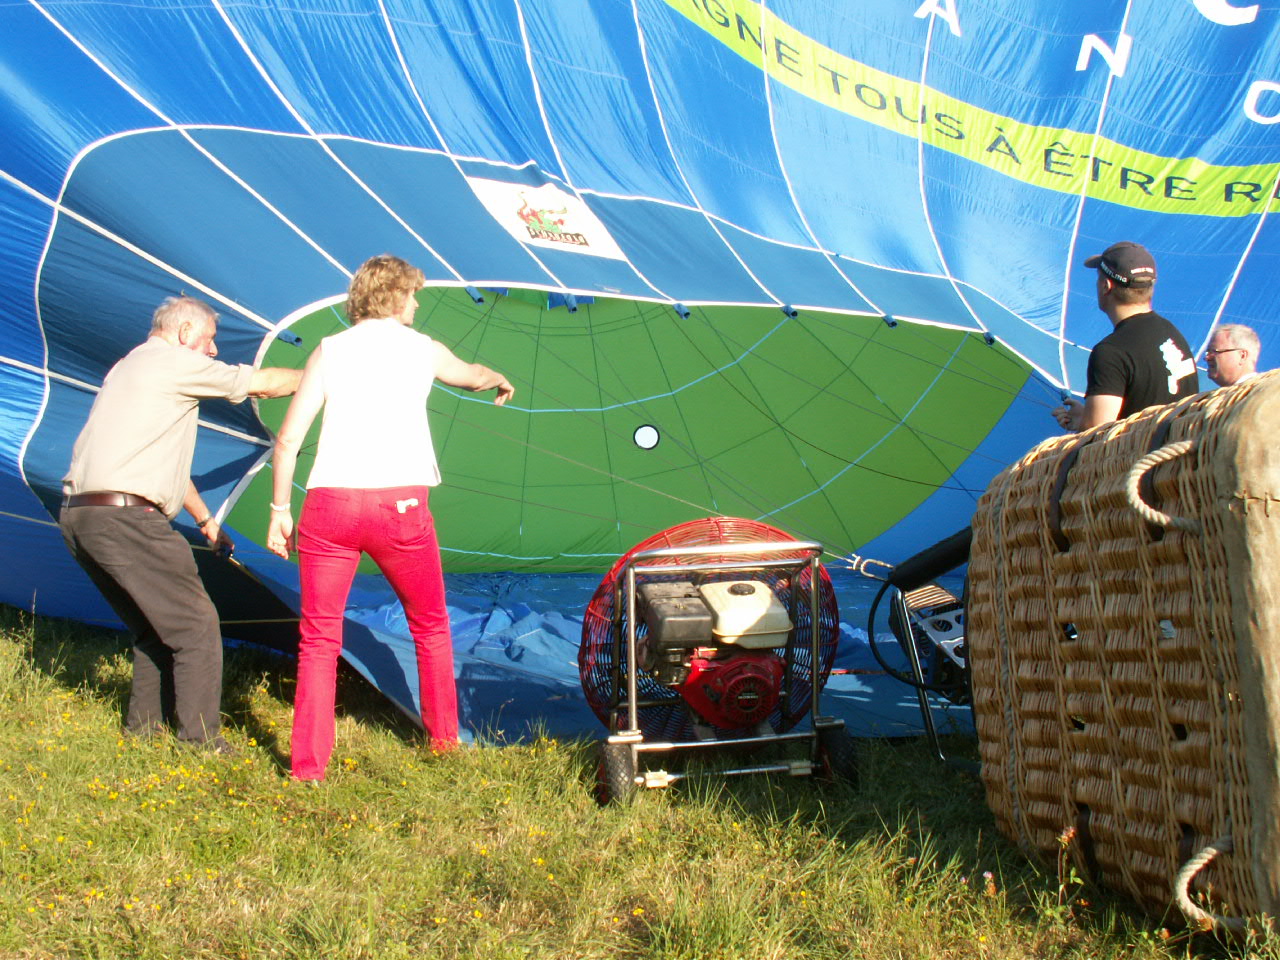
left=548, top=292, right=581, bottom=312
left=464, top=285, right=484, bottom=303
left=780, top=304, right=798, bottom=318
left=882, top=315, right=898, bottom=328
left=673, top=302, right=690, bottom=319
left=983, top=332, right=996, bottom=345
left=275, top=329, right=302, bottom=346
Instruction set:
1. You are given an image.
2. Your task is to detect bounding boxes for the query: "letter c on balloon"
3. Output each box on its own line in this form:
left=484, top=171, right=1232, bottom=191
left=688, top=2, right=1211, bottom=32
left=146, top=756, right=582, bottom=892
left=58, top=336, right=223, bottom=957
left=1192, top=0, right=1258, bottom=26
left=1191, top=0, right=1272, bottom=124
left=1245, top=81, right=1280, bottom=124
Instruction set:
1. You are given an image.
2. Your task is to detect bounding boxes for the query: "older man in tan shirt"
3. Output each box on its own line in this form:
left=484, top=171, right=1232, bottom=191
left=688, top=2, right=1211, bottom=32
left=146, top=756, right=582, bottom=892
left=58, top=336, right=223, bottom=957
left=61, top=296, right=301, bottom=750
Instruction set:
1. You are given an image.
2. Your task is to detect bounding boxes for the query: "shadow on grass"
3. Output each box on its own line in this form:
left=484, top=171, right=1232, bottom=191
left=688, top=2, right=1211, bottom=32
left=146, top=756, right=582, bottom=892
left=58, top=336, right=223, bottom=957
left=610, top=730, right=1216, bottom=956
left=221, top=639, right=423, bottom=774
left=0, top=602, right=421, bottom=773
left=0, top=604, right=134, bottom=706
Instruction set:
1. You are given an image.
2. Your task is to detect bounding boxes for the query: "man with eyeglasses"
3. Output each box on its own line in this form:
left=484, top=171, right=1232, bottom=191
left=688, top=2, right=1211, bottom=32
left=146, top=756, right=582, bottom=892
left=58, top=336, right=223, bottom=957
left=1052, top=241, right=1199, bottom=431
left=1203, top=324, right=1260, bottom=388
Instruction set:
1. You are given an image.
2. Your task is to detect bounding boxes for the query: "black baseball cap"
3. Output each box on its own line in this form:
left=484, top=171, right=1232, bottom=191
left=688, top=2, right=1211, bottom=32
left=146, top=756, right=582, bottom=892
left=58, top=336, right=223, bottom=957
left=1083, top=241, right=1156, bottom=287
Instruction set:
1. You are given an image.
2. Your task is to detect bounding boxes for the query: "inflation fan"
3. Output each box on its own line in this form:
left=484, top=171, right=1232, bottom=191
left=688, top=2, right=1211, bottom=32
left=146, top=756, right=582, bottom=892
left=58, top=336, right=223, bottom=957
left=579, top=517, right=857, bottom=802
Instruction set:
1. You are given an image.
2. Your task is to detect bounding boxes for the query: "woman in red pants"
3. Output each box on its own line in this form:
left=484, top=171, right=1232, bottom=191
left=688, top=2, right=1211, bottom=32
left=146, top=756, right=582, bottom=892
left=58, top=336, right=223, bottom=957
left=265, top=255, right=514, bottom=781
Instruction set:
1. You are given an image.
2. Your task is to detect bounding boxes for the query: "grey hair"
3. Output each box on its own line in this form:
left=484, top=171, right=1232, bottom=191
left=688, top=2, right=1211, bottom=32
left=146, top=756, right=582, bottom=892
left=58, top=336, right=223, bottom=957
left=1214, top=323, right=1261, bottom=357
left=151, top=296, right=216, bottom=335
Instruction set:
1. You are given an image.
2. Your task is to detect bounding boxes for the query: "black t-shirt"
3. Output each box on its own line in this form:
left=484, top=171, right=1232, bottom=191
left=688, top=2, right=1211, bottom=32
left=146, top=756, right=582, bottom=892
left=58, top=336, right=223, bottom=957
left=1086, top=311, right=1199, bottom=418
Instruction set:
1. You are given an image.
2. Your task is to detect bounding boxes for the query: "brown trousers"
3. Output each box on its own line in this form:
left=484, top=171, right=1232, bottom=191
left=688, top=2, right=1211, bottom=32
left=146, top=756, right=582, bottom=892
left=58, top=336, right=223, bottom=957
left=59, top=503, right=223, bottom=742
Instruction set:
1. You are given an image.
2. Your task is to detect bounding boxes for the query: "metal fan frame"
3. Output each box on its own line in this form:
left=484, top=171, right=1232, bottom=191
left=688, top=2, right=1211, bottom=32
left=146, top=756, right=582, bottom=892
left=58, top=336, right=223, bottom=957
left=596, top=538, right=853, bottom=800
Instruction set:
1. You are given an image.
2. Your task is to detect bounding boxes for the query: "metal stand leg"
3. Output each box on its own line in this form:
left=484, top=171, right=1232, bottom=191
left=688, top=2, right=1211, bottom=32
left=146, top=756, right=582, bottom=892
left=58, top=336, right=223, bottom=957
left=892, top=588, right=946, bottom=763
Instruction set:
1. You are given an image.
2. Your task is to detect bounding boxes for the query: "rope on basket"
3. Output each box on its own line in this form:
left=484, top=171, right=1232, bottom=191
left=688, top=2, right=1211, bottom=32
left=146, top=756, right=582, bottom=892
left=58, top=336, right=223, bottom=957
left=1124, top=440, right=1202, bottom=535
left=1174, top=835, right=1246, bottom=934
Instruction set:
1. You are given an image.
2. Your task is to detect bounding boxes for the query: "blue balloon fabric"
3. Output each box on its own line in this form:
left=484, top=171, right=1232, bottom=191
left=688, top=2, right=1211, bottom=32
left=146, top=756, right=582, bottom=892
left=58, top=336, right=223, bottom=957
left=2, top=1, right=1277, bottom=737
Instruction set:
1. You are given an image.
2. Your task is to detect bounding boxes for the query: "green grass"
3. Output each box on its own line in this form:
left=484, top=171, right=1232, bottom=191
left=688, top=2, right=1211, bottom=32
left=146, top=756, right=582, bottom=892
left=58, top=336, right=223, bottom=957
left=0, top=604, right=1270, bottom=960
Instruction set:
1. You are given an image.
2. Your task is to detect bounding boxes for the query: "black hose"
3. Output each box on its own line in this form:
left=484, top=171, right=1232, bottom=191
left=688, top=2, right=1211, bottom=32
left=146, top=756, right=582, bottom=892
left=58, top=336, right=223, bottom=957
left=887, top=526, right=972, bottom=592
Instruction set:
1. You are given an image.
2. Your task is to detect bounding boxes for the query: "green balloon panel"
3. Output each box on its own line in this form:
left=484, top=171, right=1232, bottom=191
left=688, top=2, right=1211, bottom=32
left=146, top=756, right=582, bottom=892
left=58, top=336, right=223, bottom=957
left=229, top=287, right=1024, bottom=573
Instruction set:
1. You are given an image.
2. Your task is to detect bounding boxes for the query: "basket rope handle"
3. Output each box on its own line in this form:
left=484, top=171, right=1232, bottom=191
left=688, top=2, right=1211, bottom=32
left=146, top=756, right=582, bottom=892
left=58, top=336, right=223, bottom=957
left=1174, top=835, right=1247, bottom=934
left=1124, top=440, right=1202, bottom=535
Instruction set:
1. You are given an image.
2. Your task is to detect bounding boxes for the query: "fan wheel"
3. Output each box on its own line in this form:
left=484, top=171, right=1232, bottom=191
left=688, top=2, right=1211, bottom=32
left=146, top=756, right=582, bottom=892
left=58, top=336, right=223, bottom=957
left=815, top=723, right=859, bottom=787
left=596, top=740, right=638, bottom=804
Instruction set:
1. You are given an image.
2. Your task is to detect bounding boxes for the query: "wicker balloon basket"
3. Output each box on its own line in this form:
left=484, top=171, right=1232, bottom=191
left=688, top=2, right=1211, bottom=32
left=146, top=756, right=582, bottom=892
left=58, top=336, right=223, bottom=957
left=968, top=370, right=1280, bottom=931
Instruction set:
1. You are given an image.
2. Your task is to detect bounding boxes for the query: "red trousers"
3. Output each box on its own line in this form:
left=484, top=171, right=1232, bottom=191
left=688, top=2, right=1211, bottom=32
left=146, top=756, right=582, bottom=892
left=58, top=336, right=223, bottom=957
left=293, top=485, right=457, bottom=780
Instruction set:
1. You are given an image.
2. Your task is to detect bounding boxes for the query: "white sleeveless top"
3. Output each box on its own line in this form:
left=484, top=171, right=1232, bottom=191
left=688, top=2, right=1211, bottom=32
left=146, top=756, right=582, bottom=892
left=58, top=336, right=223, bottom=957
left=305, top=318, right=443, bottom=489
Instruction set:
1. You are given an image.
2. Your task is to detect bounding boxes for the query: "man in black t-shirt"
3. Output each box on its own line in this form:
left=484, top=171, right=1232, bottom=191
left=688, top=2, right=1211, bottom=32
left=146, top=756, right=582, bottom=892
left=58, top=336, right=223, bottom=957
left=1052, top=241, right=1198, bottom=432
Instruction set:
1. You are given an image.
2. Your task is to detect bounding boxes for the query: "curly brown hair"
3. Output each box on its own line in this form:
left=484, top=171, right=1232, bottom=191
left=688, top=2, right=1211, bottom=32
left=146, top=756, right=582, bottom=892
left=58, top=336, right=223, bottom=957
left=345, top=255, right=425, bottom=322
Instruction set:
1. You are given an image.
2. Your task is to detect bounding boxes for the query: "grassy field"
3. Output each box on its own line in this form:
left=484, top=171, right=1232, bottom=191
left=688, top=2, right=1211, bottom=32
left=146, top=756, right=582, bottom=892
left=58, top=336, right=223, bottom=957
left=1, top=604, right=1271, bottom=960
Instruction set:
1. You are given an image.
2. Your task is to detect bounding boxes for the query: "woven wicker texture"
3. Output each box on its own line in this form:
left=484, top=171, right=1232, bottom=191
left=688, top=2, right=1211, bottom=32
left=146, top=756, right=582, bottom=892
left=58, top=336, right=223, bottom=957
left=969, top=371, right=1280, bottom=923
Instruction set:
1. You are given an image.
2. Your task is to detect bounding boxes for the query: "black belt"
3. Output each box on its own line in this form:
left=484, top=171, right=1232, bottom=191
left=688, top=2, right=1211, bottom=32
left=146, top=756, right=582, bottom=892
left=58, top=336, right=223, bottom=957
left=62, top=492, right=157, bottom=509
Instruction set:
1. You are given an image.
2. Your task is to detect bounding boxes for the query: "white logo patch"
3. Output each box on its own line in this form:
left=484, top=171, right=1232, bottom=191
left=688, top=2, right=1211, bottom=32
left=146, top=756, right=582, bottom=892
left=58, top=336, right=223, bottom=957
left=1160, top=338, right=1196, bottom=392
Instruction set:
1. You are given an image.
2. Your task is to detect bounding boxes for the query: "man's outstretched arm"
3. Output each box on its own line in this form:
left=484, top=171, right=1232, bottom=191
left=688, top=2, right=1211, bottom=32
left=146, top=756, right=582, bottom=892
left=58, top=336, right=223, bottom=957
left=248, top=367, right=304, bottom=399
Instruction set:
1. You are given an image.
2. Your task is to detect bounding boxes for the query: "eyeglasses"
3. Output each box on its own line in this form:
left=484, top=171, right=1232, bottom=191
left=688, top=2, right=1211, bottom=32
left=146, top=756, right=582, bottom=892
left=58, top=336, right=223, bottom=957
left=1204, top=347, right=1244, bottom=358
